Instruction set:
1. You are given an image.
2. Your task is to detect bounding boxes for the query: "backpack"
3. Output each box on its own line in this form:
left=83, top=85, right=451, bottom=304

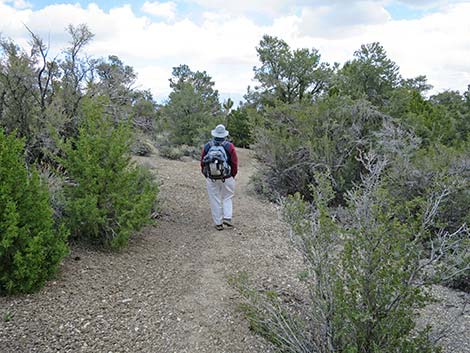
left=202, top=140, right=231, bottom=180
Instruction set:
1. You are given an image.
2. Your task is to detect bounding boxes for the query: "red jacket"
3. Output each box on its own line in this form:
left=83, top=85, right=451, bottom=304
left=201, top=140, right=238, bottom=178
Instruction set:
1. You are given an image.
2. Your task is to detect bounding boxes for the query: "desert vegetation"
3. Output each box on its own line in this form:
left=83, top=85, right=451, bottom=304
left=0, top=25, right=158, bottom=294
left=0, top=24, right=468, bottom=352
left=232, top=36, right=469, bottom=352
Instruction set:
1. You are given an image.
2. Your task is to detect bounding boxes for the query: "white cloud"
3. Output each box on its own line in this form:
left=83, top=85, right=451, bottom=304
left=136, top=65, right=174, bottom=101
left=141, top=1, right=176, bottom=21
left=12, top=0, right=31, bottom=9
left=187, top=0, right=292, bottom=16
left=299, top=1, right=390, bottom=38
left=383, top=3, right=470, bottom=92
left=0, top=1, right=469, bottom=102
left=0, top=2, right=33, bottom=49
left=1, top=0, right=32, bottom=9
left=395, top=0, right=461, bottom=9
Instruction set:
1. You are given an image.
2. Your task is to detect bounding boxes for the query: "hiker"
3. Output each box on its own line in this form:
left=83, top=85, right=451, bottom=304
left=201, top=124, right=238, bottom=230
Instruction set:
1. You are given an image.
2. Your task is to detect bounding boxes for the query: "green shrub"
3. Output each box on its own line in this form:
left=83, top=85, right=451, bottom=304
left=0, top=130, right=68, bottom=294
left=226, top=107, right=254, bottom=148
left=130, top=133, right=155, bottom=156
left=236, top=162, right=447, bottom=353
left=39, top=166, right=67, bottom=223
left=252, top=97, right=385, bottom=202
left=181, top=144, right=201, bottom=159
left=385, top=88, right=470, bottom=148
left=380, top=136, right=470, bottom=291
left=412, top=145, right=470, bottom=232
left=159, top=145, right=185, bottom=160
left=58, top=100, right=158, bottom=250
left=159, top=144, right=200, bottom=160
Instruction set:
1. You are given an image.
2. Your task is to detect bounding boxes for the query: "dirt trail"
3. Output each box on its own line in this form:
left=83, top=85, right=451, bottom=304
left=0, top=149, right=468, bottom=353
left=0, top=149, right=302, bottom=352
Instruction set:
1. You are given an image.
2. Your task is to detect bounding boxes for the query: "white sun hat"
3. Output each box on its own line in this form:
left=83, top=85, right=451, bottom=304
left=211, top=124, right=229, bottom=138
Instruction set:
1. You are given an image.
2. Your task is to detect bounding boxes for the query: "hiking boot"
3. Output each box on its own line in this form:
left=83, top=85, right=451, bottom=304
left=215, top=224, right=224, bottom=231
left=223, top=218, right=233, bottom=228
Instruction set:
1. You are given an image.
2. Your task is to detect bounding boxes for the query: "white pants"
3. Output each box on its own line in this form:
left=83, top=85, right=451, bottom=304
left=206, top=177, right=235, bottom=225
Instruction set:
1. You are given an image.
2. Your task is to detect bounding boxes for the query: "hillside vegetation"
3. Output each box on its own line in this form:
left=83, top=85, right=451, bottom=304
left=0, top=25, right=468, bottom=352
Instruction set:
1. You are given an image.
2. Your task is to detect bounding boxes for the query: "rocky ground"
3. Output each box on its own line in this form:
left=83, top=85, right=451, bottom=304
left=0, top=149, right=468, bottom=352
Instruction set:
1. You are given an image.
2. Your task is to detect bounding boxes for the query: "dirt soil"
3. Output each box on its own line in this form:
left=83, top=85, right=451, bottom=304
left=0, top=149, right=469, bottom=353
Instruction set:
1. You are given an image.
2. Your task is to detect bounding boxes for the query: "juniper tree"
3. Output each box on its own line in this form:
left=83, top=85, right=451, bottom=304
left=57, top=98, right=158, bottom=250
left=0, top=129, right=68, bottom=294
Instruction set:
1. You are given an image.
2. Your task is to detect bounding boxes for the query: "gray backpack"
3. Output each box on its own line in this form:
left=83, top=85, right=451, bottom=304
left=203, top=141, right=231, bottom=180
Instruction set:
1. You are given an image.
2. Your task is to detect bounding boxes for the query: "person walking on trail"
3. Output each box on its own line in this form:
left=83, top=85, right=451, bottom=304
left=201, top=124, right=238, bottom=231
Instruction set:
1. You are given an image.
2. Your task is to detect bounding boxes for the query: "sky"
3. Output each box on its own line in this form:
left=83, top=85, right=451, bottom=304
left=1, top=0, right=469, bottom=104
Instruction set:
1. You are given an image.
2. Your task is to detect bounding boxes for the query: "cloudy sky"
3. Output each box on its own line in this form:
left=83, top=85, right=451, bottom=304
left=1, top=0, right=469, bottom=104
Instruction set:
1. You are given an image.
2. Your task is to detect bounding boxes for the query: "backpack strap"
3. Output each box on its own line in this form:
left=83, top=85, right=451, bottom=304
left=221, top=141, right=231, bottom=163
left=204, top=140, right=214, bottom=154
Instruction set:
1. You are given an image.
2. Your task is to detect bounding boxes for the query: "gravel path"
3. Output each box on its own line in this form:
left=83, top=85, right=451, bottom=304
left=0, top=149, right=468, bottom=352
left=0, top=149, right=302, bottom=352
